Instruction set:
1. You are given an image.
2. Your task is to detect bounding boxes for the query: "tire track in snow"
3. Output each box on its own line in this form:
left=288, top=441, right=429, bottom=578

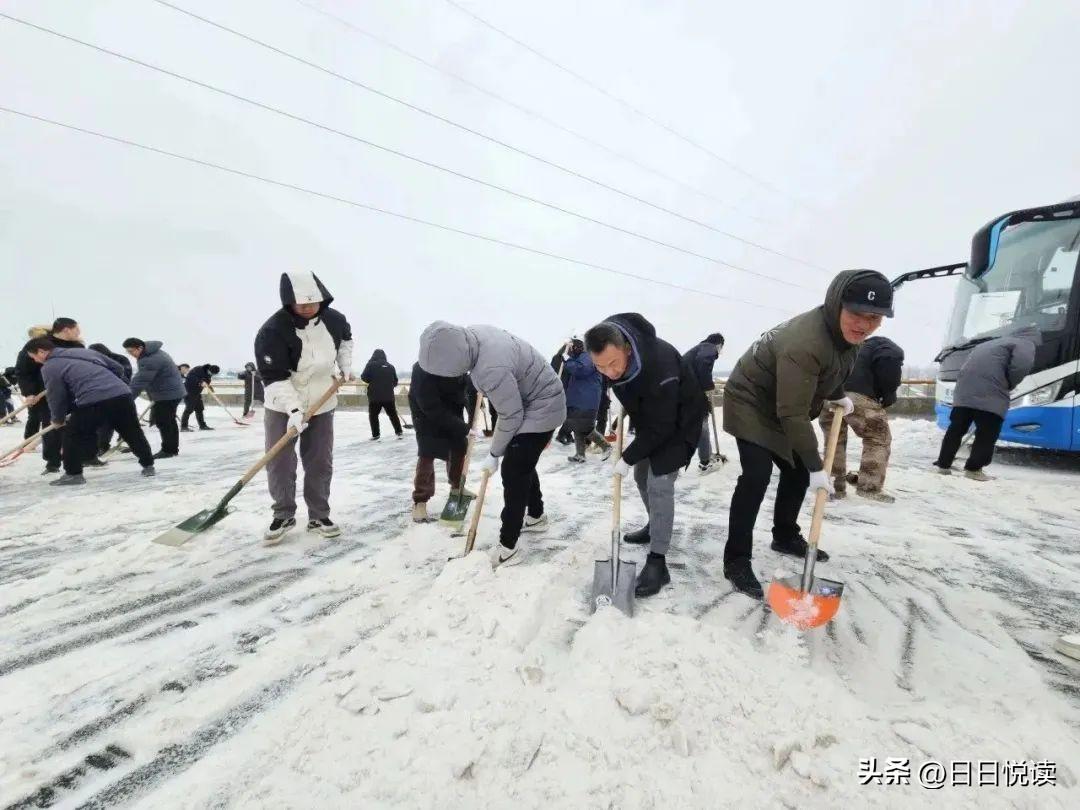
left=0, top=569, right=289, bottom=678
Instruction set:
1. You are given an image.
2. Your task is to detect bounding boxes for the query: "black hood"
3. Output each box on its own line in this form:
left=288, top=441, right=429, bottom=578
left=370, top=349, right=387, bottom=363
left=606, top=313, right=657, bottom=343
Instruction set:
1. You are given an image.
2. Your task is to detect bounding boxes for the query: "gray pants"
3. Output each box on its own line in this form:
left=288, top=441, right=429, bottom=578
left=566, top=408, right=609, bottom=457
left=633, top=461, right=679, bottom=555
left=697, top=416, right=712, bottom=465
left=264, top=408, right=334, bottom=521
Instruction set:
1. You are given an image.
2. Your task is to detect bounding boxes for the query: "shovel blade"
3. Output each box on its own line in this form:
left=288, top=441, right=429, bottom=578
left=439, top=491, right=475, bottom=527
left=590, top=558, right=636, bottom=616
left=767, top=575, right=845, bottom=630
left=152, top=505, right=232, bottom=547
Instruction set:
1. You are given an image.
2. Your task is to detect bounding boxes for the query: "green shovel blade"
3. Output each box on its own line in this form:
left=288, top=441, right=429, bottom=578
left=152, top=505, right=233, bottom=547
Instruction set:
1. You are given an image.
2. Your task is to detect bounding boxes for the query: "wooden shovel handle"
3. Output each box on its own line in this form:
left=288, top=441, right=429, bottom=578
left=463, top=468, right=492, bottom=555
left=0, top=400, right=30, bottom=425
left=0, top=422, right=60, bottom=462
left=807, top=404, right=846, bottom=548
left=458, top=393, right=486, bottom=487
left=611, top=408, right=626, bottom=533
left=235, top=379, right=341, bottom=489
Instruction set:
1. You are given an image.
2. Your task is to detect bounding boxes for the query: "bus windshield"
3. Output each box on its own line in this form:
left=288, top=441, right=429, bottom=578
left=944, top=217, right=1080, bottom=349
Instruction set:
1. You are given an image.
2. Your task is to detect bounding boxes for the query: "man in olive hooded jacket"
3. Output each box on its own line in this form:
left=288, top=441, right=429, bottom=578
left=723, top=269, right=895, bottom=598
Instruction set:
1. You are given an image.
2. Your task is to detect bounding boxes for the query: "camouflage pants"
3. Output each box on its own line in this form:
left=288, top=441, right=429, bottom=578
left=818, top=392, right=891, bottom=492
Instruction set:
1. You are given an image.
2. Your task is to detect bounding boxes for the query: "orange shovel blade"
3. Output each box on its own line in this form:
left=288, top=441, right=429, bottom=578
left=767, top=578, right=843, bottom=630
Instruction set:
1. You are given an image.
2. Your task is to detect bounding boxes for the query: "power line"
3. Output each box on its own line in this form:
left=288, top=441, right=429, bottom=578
left=441, top=0, right=812, bottom=212
left=146, top=1, right=824, bottom=280
left=293, top=0, right=771, bottom=227
left=296, top=0, right=829, bottom=271
left=0, top=11, right=815, bottom=292
left=0, top=106, right=796, bottom=314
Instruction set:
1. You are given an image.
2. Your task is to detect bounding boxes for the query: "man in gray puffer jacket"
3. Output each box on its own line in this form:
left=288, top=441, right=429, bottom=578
left=124, top=338, right=187, bottom=458
left=934, top=324, right=1039, bottom=480
left=418, top=321, right=566, bottom=566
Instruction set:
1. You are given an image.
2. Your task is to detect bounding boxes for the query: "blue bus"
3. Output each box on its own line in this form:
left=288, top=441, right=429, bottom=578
left=892, top=196, right=1080, bottom=450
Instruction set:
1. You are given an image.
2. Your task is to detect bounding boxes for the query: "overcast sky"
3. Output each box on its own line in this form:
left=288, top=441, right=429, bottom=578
left=2, top=0, right=1078, bottom=374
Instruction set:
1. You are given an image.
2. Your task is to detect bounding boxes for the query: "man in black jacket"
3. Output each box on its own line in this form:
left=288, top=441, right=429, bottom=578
left=88, top=343, right=133, bottom=453
left=180, top=364, right=219, bottom=431
left=819, top=335, right=903, bottom=502
left=238, top=362, right=264, bottom=418
left=408, top=362, right=470, bottom=522
left=682, top=333, right=724, bottom=474
left=15, top=325, right=64, bottom=472
left=586, top=314, right=705, bottom=598
left=50, top=317, right=85, bottom=349
left=361, top=349, right=402, bottom=439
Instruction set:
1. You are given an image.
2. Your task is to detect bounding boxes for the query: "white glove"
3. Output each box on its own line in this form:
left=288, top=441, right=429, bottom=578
left=612, top=457, right=631, bottom=478
left=477, top=454, right=500, bottom=476
left=809, top=469, right=834, bottom=495
left=826, top=396, right=854, bottom=417
left=287, top=409, right=307, bottom=435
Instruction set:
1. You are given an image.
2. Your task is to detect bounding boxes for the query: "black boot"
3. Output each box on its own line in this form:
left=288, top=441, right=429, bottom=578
left=770, top=535, right=829, bottom=562
left=724, top=558, right=763, bottom=599
left=623, top=524, right=650, bottom=545
left=635, top=552, right=670, bottom=598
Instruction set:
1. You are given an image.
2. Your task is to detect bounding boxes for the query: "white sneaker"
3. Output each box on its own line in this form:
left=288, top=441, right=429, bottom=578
left=521, top=514, right=548, bottom=533
left=263, top=517, right=296, bottom=546
left=307, top=518, right=341, bottom=538
left=490, top=542, right=523, bottom=568
left=411, top=503, right=433, bottom=523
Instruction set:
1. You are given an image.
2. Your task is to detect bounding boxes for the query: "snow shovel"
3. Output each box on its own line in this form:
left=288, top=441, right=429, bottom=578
left=1, top=400, right=30, bottom=426
left=152, top=380, right=341, bottom=547
left=0, top=422, right=61, bottom=468
left=767, top=404, right=846, bottom=630
left=459, top=468, right=492, bottom=557
left=440, top=394, right=486, bottom=530
left=100, top=403, right=154, bottom=460
left=591, top=410, right=635, bottom=616
left=205, top=386, right=247, bottom=427
left=708, top=400, right=727, bottom=464
left=481, top=401, right=494, bottom=438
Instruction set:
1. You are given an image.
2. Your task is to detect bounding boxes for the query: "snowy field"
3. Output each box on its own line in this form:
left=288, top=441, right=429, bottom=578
left=1, top=407, right=1078, bottom=809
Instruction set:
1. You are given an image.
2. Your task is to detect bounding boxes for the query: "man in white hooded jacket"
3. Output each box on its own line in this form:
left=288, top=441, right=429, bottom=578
left=255, top=272, right=354, bottom=544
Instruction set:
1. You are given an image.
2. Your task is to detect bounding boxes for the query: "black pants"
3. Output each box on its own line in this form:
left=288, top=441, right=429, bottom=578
left=181, top=394, right=207, bottom=429
left=368, top=401, right=402, bottom=438
left=596, top=395, right=610, bottom=436
left=63, top=395, right=153, bottom=475
left=152, top=398, right=182, bottom=454
left=725, top=438, right=809, bottom=565
left=499, top=430, right=553, bottom=548
left=26, top=399, right=62, bottom=467
left=935, top=406, right=1003, bottom=471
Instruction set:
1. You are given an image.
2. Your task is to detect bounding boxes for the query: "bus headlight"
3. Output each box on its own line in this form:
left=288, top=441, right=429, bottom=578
left=1013, top=381, right=1062, bottom=408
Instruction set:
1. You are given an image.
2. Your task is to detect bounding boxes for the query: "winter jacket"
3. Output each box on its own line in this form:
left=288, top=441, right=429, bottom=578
left=361, top=349, right=399, bottom=404
left=238, top=366, right=265, bottom=400
left=563, top=351, right=603, bottom=413
left=41, top=347, right=132, bottom=422
left=418, top=321, right=566, bottom=457
left=129, top=341, right=186, bottom=402
left=844, top=336, right=904, bottom=407
left=952, top=325, right=1040, bottom=418
left=89, top=344, right=132, bottom=384
left=185, top=365, right=215, bottom=397
left=255, top=272, right=354, bottom=416
left=14, top=345, right=45, bottom=397
left=408, top=362, right=469, bottom=460
left=603, top=313, right=706, bottom=475
left=723, top=270, right=875, bottom=472
left=683, top=341, right=721, bottom=392
left=50, top=336, right=85, bottom=349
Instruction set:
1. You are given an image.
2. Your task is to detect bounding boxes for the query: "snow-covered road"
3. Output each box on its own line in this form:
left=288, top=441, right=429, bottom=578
left=1, top=409, right=1078, bottom=808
